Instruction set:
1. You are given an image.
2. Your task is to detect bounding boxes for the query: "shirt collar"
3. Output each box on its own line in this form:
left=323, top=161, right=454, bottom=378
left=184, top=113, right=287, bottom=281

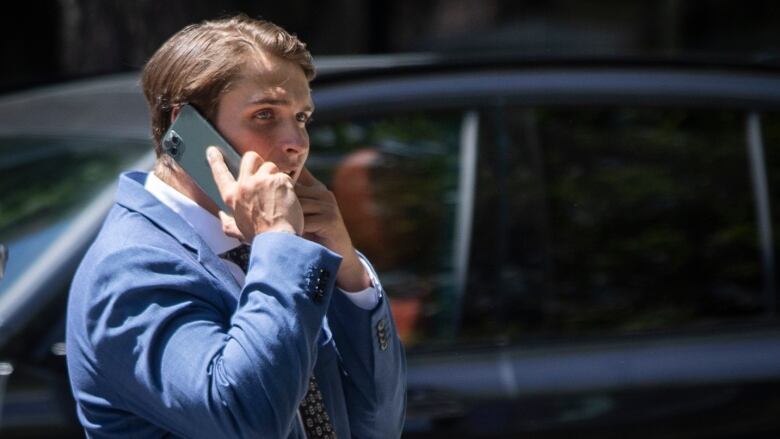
left=144, top=173, right=241, bottom=256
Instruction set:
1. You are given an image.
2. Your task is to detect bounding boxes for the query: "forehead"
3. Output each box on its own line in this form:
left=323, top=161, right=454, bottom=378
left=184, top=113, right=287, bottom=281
left=230, top=52, right=312, bottom=105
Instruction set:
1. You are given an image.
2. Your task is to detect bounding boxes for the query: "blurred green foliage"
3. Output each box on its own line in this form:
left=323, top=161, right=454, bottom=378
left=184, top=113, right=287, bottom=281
left=314, top=107, right=775, bottom=347
left=0, top=137, right=147, bottom=243
left=479, top=107, right=765, bottom=340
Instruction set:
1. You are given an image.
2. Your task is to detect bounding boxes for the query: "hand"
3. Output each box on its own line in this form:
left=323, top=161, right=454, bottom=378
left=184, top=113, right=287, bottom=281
left=295, top=168, right=370, bottom=292
left=217, top=211, right=244, bottom=242
left=207, top=147, right=303, bottom=239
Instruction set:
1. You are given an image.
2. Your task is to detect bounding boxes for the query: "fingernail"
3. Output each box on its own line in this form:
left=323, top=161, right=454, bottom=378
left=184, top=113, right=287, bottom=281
left=206, top=147, right=216, bottom=161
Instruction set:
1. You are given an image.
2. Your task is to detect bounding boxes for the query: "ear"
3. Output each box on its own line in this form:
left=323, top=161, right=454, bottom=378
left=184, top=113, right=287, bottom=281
left=170, top=106, right=182, bottom=124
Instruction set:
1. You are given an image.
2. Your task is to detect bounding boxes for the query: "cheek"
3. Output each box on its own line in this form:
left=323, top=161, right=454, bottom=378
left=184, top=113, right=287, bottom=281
left=252, top=140, right=276, bottom=158
left=232, top=128, right=275, bottom=157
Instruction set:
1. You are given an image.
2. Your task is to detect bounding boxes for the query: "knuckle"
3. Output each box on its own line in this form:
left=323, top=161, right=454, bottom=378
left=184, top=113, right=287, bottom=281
left=238, top=178, right=254, bottom=193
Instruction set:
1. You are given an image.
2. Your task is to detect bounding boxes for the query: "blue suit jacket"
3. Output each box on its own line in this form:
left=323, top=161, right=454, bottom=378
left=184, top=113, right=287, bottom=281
left=66, top=172, right=406, bottom=438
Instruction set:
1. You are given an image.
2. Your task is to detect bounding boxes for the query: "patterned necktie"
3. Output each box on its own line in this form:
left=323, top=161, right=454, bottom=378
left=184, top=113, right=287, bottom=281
left=219, top=244, right=337, bottom=439
left=219, top=244, right=251, bottom=273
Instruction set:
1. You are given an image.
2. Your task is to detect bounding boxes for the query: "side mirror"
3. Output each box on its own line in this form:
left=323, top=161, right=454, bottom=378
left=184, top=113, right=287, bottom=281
left=0, top=244, right=6, bottom=282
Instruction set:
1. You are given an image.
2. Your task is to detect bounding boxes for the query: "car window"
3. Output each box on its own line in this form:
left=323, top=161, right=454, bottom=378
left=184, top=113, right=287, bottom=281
left=0, top=137, right=149, bottom=293
left=309, top=112, right=463, bottom=347
left=763, top=110, right=780, bottom=311
left=462, top=106, right=771, bottom=343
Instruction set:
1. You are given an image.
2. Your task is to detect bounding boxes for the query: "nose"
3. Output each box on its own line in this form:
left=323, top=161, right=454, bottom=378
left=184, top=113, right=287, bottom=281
left=279, top=120, right=308, bottom=157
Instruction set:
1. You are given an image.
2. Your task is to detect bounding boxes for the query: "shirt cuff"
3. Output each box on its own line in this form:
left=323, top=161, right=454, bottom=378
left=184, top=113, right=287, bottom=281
left=337, top=254, right=381, bottom=310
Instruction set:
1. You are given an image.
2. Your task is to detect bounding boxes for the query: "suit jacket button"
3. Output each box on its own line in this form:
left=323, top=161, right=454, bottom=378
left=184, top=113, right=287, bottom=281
left=318, top=268, right=330, bottom=281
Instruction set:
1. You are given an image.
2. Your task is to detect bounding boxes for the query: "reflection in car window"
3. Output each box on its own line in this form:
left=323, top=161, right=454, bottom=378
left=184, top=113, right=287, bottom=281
left=0, top=137, right=149, bottom=293
left=0, top=243, right=6, bottom=282
left=309, top=112, right=462, bottom=347
left=464, top=107, right=770, bottom=342
left=764, top=111, right=780, bottom=314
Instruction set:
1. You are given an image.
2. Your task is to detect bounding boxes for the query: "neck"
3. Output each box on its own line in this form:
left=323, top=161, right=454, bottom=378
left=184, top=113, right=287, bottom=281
left=154, top=163, right=221, bottom=217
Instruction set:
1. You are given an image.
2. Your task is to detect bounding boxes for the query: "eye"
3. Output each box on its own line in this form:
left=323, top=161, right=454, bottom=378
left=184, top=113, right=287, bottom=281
left=254, top=109, right=274, bottom=120
left=296, top=112, right=313, bottom=125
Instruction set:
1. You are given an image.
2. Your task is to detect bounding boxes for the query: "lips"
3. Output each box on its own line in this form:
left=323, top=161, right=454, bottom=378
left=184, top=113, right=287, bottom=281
left=276, top=162, right=299, bottom=179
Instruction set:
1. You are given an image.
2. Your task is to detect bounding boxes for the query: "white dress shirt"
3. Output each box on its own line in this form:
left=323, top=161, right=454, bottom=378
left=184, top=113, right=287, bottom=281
left=144, top=173, right=380, bottom=310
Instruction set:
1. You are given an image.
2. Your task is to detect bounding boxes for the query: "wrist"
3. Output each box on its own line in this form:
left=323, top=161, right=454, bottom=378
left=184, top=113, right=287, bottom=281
left=317, top=227, right=353, bottom=256
left=336, top=249, right=371, bottom=292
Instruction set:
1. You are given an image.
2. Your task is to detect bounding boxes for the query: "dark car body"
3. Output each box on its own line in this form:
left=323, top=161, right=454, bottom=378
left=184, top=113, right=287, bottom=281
left=1, top=54, right=780, bottom=437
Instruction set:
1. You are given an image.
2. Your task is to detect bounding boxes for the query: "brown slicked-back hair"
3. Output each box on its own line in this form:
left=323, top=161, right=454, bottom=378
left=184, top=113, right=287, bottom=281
left=141, top=15, right=315, bottom=165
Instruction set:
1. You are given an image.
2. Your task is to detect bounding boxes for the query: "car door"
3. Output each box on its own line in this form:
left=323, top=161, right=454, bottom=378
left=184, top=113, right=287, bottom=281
left=310, top=66, right=780, bottom=438
left=0, top=135, right=152, bottom=438
left=449, top=103, right=780, bottom=438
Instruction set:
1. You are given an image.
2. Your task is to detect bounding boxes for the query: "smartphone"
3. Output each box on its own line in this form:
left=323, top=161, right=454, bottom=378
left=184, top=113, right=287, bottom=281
left=160, top=104, right=242, bottom=213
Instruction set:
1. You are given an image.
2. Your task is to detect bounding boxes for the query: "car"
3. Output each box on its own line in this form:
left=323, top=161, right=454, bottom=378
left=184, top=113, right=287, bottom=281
left=2, top=54, right=780, bottom=438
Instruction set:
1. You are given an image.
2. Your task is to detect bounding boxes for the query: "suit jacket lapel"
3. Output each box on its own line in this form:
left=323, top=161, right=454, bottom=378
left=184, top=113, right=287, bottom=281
left=114, top=172, right=242, bottom=296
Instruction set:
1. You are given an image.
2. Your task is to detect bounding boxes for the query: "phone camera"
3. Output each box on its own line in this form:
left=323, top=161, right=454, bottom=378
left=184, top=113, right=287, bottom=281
left=164, top=131, right=183, bottom=158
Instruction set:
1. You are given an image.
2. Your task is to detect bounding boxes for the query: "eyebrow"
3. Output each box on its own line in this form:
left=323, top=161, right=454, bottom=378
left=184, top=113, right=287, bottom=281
left=248, top=97, right=314, bottom=112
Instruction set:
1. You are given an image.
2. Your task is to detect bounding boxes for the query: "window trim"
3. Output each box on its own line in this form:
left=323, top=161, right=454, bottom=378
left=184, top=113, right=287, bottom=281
left=312, top=68, right=780, bottom=118
left=451, top=111, right=479, bottom=332
left=747, top=112, right=777, bottom=317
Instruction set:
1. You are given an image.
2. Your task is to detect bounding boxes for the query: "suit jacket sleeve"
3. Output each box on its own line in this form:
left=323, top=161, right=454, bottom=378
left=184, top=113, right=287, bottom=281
left=327, top=254, right=407, bottom=438
left=72, top=232, right=341, bottom=438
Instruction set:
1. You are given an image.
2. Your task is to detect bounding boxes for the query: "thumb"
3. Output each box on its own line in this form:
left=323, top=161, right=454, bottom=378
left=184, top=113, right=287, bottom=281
left=218, top=211, right=247, bottom=242
left=207, top=147, right=237, bottom=201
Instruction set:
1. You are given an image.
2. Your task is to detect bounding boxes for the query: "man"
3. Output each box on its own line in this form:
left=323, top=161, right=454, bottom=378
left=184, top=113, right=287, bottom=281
left=66, top=15, right=406, bottom=438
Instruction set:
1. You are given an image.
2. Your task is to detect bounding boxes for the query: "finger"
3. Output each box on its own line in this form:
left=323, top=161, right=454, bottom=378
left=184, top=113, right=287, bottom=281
left=299, top=197, right=326, bottom=214
left=217, top=211, right=245, bottom=241
left=207, top=147, right=237, bottom=197
left=294, top=181, right=323, bottom=198
left=295, top=171, right=330, bottom=198
left=240, top=151, right=263, bottom=177
left=301, top=213, right=324, bottom=233
left=258, top=161, right=281, bottom=175
left=300, top=211, right=335, bottom=235
left=302, top=232, right=321, bottom=243
left=218, top=210, right=233, bottom=224
left=296, top=167, right=319, bottom=186
left=298, top=192, right=338, bottom=211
